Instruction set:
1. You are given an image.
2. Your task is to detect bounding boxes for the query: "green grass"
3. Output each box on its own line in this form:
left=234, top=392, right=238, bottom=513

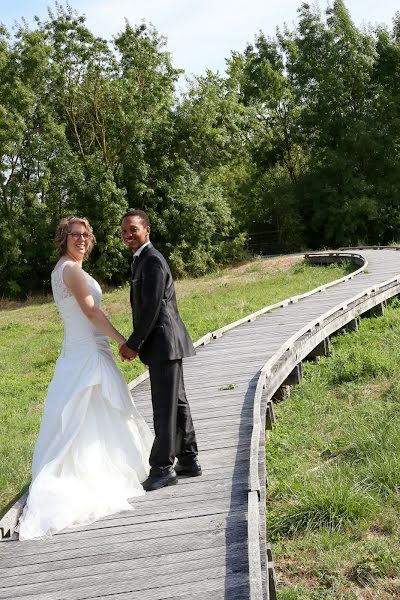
left=0, top=258, right=352, bottom=515
left=267, top=299, right=400, bottom=599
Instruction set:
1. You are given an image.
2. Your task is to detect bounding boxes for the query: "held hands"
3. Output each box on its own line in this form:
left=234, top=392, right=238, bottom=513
left=118, top=341, right=138, bottom=362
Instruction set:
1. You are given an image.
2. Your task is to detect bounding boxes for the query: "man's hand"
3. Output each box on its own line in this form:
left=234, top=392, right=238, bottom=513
left=119, top=343, right=138, bottom=362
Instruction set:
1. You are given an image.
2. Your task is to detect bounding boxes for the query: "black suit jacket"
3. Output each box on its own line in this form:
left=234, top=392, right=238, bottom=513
left=126, top=243, right=196, bottom=365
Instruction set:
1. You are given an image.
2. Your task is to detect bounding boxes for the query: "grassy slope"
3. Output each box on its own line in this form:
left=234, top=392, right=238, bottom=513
left=268, top=300, right=400, bottom=599
left=0, top=257, right=351, bottom=515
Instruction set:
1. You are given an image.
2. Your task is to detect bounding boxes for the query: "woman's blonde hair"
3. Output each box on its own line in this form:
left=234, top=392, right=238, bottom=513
left=54, top=216, right=96, bottom=259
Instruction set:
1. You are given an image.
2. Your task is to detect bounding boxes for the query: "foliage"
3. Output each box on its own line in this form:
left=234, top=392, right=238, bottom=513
left=0, top=6, right=241, bottom=296
left=3, top=1, right=400, bottom=295
left=224, top=1, right=400, bottom=251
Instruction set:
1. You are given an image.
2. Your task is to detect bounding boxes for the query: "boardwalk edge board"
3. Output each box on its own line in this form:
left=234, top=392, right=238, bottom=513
left=0, top=493, right=28, bottom=542
left=210, top=252, right=367, bottom=339
left=3, top=248, right=399, bottom=599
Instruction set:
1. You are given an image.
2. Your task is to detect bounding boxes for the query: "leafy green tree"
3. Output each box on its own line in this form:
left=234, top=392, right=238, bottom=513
left=368, top=15, right=400, bottom=242
left=224, top=31, right=306, bottom=249
left=0, top=23, right=60, bottom=295
left=5, top=0, right=400, bottom=297
left=289, top=1, right=381, bottom=246
left=0, top=5, right=245, bottom=296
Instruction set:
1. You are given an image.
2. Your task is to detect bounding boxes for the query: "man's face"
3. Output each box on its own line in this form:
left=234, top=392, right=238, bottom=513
left=121, top=215, right=150, bottom=252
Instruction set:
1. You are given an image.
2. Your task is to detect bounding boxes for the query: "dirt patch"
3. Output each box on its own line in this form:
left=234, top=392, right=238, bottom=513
left=382, top=578, right=400, bottom=597
left=364, top=380, right=393, bottom=398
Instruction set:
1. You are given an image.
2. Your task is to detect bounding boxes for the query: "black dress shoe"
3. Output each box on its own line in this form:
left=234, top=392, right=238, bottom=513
left=142, top=468, right=178, bottom=492
left=175, top=459, right=202, bottom=477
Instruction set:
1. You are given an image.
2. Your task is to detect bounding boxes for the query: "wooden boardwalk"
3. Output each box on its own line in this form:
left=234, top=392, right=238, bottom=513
left=2, top=248, right=400, bottom=600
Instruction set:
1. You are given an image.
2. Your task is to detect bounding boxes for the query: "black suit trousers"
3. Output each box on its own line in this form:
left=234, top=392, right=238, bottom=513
left=148, top=359, right=198, bottom=472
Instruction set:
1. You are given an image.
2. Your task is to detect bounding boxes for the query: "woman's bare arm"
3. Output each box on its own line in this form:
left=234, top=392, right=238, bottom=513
left=63, top=263, right=125, bottom=346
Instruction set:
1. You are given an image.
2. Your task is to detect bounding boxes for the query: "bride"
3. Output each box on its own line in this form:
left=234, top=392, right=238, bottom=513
left=17, top=216, right=153, bottom=540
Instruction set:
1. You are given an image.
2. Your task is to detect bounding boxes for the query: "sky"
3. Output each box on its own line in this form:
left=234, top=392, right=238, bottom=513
left=1, top=0, right=399, bottom=81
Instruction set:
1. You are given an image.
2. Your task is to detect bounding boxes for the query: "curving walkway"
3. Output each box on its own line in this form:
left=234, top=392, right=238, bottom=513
left=1, top=248, right=400, bottom=600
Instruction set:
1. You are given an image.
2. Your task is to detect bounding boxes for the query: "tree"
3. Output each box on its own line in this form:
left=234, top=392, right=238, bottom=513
left=289, top=1, right=381, bottom=246
left=0, top=6, right=245, bottom=296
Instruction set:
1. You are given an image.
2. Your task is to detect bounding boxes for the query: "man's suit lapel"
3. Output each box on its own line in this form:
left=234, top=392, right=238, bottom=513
left=138, top=243, right=153, bottom=260
left=131, top=242, right=153, bottom=284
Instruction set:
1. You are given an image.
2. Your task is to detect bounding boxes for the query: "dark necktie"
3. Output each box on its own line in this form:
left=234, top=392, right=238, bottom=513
left=131, top=255, right=138, bottom=278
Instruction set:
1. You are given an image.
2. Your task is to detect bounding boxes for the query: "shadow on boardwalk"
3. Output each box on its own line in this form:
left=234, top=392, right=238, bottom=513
left=224, top=374, right=258, bottom=599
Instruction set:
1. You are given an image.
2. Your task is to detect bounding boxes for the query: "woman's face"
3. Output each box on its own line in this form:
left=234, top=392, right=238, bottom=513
left=66, top=223, right=90, bottom=262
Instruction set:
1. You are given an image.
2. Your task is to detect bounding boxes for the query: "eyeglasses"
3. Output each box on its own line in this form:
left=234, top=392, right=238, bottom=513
left=68, top=232, right=90, bottom=240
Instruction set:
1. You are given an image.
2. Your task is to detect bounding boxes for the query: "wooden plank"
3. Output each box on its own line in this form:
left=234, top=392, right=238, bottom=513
left=248, top=491, right=263, bottom=600
left=21, top=500, right=244, bottom=541
left=0, top=554, right=249, bottom=600
left=2, top=542, right=248, bottom=589
left=67, top=495, right=248, bottom=531
left=84, top=573, right=249, bottom=600
left=139, top=405, right=254, bottom=421
left=0, top=512, right=248, bottom=560
left=266, top=544, right=278, bottom=600
left=1, top=530, right=244, bottom=579
left=196, top=424, right=252, bottom=438
left=0, top=521, right=247, bottom=570
left=187, top=437, right=250, bottom=451
left=82, top=488, right=249, bottom=524
left=143, top=388, right=255, bottom=404
left=187, top=418, right=254, bottom=431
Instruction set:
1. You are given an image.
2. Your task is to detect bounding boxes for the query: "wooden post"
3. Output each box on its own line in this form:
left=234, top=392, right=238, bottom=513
left=306, top=337, right=331, bottom=359
left=333, top=316, right=359, bottom=335
left=282, top=362, right=304, bottom=386
left=272, top=385, right=290, bottom=403
left=265, top=400, right=276, bottom=430
left=345, top=317, right=360, bottom=331
left=364, top=302, right=386, bottom=318
left=266, top=544, right=278, bottom=600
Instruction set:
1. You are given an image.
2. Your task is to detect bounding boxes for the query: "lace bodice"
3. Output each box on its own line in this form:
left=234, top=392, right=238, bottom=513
left=51, top=261, right=102, bottom=304
left=51, top=263, right=74, bottom=302
left=51, top=261, right=104, bottom=348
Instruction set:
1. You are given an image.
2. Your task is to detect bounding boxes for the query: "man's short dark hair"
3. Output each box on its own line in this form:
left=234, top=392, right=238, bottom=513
left=120, top=209, right=150, bottom=227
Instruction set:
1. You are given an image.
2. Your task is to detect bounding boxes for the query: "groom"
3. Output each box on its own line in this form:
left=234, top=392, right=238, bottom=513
left=119, top=209, right=201, bottom=491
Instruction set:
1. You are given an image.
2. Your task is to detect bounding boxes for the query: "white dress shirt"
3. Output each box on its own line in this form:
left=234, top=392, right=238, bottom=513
left=134, top=241, right=151, bottom=258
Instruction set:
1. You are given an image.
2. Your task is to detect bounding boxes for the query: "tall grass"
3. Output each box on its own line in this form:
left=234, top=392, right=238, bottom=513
left=267, top=300, right=400, bottom=598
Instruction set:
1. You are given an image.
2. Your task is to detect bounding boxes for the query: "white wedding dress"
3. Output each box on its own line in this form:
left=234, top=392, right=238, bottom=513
left=18, top=261, right=153, bottom=540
